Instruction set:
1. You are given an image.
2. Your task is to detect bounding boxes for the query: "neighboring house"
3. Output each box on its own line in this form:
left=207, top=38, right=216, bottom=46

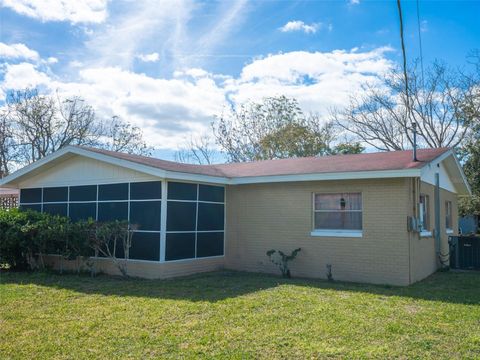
left=0, top=187, right=19, bottom=195
left=0, top=187, right=19, bottom=209
left=0, top=146, right=471, bottom=285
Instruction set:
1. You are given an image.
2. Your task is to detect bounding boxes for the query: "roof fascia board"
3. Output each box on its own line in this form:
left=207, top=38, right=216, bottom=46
left=230, top=168, right=422, bottom=185
left=420, top=150, right=472, bottom=195
left=68, top=147, right=231, bottom=185
left=0, top=146, right=72, bottom=187
left=449, top=153, right=472, bottom=195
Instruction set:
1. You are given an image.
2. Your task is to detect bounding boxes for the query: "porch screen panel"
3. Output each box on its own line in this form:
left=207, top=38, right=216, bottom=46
left=43, top=203, right=68, bottom=217
left=69, top=185, right=97, bottom=201
left=98, top=183, right=128, bottom=201
left=130, top=201, right=161, bottom=231
left=19, top=204, right=41, bottom=212
left=130, top=232, right=160, bottom=261
left=43, top=187, right=68, bottom=202
left=20, top=188, right=42, bottom=203
left=98, top=202, right=128, bottom=222
left=18, top=179, right=224, bottom=262
left=69, top=203, right=96, bottom=222
left=166, top=181, right=225, bottom=261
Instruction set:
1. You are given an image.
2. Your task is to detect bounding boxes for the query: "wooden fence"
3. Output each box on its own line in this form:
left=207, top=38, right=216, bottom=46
left=0, top=194, right=19, bottom=210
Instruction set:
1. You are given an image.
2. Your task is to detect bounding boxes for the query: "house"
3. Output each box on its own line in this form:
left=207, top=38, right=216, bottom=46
left=0, top=146, right=471, bottom=285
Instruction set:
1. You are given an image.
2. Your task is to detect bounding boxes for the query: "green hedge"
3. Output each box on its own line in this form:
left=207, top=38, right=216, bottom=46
left=0, top=209, right=94, bottom=270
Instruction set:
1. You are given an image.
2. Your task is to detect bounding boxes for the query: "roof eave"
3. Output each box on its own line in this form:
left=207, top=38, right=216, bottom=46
left=230, top=168, right=422, bottom=185
left=1, top=146, right=457, bottom=188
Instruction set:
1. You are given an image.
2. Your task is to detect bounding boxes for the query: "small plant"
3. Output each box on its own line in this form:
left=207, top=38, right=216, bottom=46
left=326, top=264, right=334, bottom=282
left=90, top=221, right=136, bottom=277
left=266, top=248, right=301, bottom=278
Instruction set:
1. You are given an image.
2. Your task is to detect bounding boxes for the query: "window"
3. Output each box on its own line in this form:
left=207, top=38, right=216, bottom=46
left=313, top=193, right=362, bottom=236
left=419, top=194, right=430, bottom=232
left=445, top=201, right=453, bottom=232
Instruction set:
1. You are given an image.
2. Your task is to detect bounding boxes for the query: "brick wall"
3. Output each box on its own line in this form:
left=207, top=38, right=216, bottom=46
left=409, top=181, right=458, bottom=282
left=225, top=178, right=412, bottom=286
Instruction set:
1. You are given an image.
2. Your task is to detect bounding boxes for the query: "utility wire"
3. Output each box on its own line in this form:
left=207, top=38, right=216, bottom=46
left=416, top=0, right=425, bottom=89
left=396, top=0, right=412, bottom=124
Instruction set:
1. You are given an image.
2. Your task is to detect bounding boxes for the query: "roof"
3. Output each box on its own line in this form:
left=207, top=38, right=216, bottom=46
left=0, top=187, right=18, bottom=195
left=0, top=145, right=470, bottom=195
left=81, top=146, right=449, bottom=178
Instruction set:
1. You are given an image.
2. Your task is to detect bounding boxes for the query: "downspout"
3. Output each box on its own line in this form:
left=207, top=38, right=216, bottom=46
left=435, top=171, right=441, bottom=255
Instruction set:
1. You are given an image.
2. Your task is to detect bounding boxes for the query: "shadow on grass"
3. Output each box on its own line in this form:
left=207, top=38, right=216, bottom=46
left=1, top=269, right=479, bottom=305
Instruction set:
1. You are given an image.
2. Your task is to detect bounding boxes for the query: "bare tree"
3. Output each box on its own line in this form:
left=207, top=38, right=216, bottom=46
left=100, top=116, right=152, bottom=156
left=3, top=88, right=153, bottom=172
left=332, top=62, right=474, bottom=151
left=0, top=109, right=20, bottom=177
left=175, top=134, right=218, bottom=165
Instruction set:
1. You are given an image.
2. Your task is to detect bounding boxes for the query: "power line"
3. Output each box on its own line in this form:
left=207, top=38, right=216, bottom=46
left=396, top=0, right=410, bottom=118
left=416, top=0, right=425, bottom=88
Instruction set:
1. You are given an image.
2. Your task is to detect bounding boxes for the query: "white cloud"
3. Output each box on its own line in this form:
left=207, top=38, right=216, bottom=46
left=136, top=52, right=160, bottom=63
left=1, top=63, right=51, bottom=89
left=1, top=0, right=109, bottom=24
left=84, top=0, right=194, bottom=69
left=349, top=0, right=360, bottom=5
left=0, top=42, right=39, bottom=61
left=226, top=47, right=394, bottom=115
left=280, top=21, right=321, bottom=34
left=0, top=47, right=393, bottom=150
left=46, top=57, right=58, bottom=64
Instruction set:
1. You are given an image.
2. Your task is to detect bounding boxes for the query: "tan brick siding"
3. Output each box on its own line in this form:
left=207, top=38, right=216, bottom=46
left=225, top=178, right=412, bottom=286
left=409, top=181, right=458, bottom=283
left=45, top=255, right=225, bottom=279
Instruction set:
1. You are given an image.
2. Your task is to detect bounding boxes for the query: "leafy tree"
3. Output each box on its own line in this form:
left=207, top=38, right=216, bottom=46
left=210, top=96, right=363, bottom=163
left=458, top=94, right=480, bottom=218
left=330, top=142, right=365, bottom=155
left=258, top=122, right=331, bottom=159
left=459, top=196, right=480, bottom=217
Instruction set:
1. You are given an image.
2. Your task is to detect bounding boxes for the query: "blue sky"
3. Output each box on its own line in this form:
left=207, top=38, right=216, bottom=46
left=1, top=0, right=479, bottom=158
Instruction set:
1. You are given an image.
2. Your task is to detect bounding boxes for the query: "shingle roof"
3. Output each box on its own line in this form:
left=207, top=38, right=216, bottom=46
left=78, top=146, right=450, bottom=179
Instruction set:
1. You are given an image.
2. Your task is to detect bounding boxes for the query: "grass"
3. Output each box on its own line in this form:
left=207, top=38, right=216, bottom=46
left=1, top=270, right=479, bottom=359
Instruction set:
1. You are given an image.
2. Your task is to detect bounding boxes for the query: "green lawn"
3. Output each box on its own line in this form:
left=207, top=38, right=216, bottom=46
left=1, top=271, right=479, bottom=359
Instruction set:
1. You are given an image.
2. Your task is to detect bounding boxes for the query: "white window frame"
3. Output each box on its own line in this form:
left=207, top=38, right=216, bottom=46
left=445, top=200, right=453, bottom=234
left=419, top=194, right=432, bottom=237
left=311, top=192, right=363, bottom=238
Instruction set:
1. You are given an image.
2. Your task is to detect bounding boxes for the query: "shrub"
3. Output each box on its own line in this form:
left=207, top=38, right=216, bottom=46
left=0, top=209, right=69, bottom=270
left=91, top=221, right=136, bottom=277
left=0, top=208, right=135, bottom=276
left=266, top=248, right=301, bottom=278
